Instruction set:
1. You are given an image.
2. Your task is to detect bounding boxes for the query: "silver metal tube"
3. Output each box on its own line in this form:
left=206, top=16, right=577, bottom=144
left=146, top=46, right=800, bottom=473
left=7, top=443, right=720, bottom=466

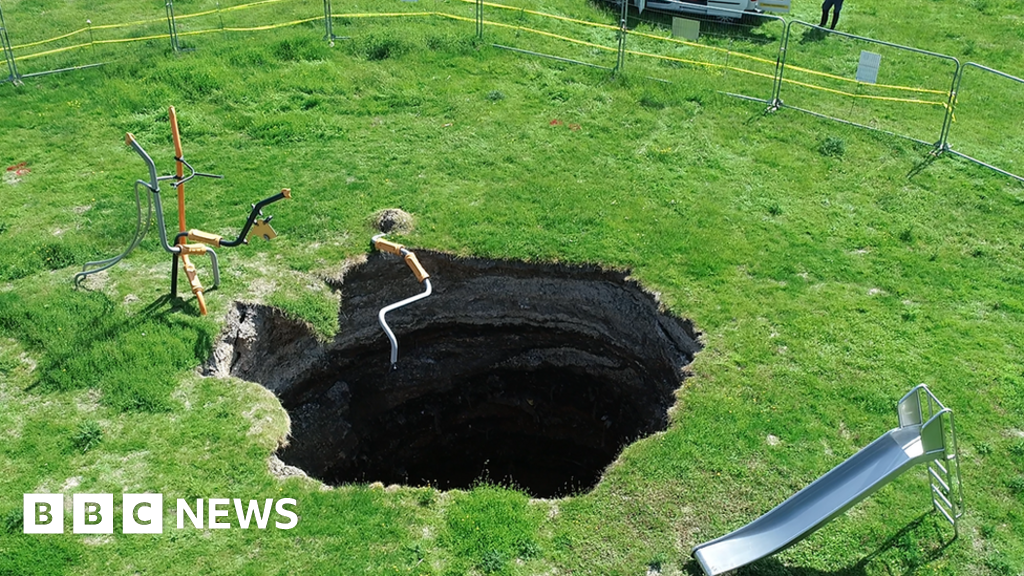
left=207, top=247, right=220, bottom=288
left=150, top=190, right=181, bottom=255
left=378, top=278, right=432, bottom=367
left=125, top=137, right=159, bottom=194
left=19, top=62, right=105, bottom=79
left=75, top=180, right=153, bottom=284
left=491, top=44, right=614, bottom=71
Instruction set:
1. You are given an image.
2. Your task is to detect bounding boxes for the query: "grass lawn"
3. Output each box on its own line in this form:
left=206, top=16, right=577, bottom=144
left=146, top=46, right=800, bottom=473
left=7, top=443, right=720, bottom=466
left=1, top=0, right=1023, bottom=574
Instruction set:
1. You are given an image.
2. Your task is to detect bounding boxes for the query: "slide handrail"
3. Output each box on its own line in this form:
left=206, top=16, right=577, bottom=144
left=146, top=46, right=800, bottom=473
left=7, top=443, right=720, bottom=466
left=692, top=385, right=963, bottom=575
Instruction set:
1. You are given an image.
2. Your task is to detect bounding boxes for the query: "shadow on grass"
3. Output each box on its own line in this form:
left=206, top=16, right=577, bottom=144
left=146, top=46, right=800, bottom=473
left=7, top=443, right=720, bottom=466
left=0, top=286, right=216, bottom=412
left=683, top=512, right=956, bottom=576
left=799, top=27, right=829, bottom=45
left=906, top=151, right=940, bottom=179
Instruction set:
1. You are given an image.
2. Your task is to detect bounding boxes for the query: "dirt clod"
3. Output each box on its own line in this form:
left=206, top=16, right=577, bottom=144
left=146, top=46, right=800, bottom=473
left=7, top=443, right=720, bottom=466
left=372, top=208, right=414, bottom=234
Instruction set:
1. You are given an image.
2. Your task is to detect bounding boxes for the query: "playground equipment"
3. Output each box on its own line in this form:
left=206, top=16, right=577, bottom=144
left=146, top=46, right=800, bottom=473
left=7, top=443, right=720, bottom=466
left=691, top=384, right=963, bottom=575
left=371, top=234, right=432, bottom=368
left=75, top=107, right=291, bottom=314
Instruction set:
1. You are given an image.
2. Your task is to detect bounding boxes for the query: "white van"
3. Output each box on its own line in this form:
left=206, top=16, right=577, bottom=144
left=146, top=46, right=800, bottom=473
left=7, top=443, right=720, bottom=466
left=634, top=0, right=790, bottom=18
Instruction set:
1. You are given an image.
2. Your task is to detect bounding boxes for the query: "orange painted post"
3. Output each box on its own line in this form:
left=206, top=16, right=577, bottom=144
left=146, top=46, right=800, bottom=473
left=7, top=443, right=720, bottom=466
left=169, top=106, right=207, bottom=315
left=169, top=106, right=186, bottom=234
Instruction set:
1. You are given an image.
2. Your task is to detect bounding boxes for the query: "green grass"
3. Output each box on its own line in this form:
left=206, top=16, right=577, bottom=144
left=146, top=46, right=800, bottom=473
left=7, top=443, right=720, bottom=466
left=1, top=0, right=1024, bottom=574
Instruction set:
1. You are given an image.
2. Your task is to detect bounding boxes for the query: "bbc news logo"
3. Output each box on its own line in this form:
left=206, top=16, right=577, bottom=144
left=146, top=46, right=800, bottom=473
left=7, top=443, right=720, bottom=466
left=23, top=494, right=298, bottom=534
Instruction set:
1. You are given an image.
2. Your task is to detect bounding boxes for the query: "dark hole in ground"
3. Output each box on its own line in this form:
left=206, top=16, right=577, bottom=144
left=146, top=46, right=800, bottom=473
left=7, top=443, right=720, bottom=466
left=205, top=251, right=702, bottom=498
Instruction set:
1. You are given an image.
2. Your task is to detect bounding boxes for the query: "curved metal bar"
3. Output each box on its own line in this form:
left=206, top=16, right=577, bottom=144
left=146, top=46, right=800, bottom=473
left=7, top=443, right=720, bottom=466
left=378, top=278, right=432, bottom=368
left=125, top=134, right=159, bottom=193
left=219, top=190, right=291, bottom=247
left=372, top=233, right=433, bottom=368
left=125, top=133, right=180, bottom=256
left=207, top=247, right=220, bottom=288
left=150, top=189, right=181, bottom=255
left=74, top=180, right=153, bottom=285
left=172, top=155, right=223, bottom=188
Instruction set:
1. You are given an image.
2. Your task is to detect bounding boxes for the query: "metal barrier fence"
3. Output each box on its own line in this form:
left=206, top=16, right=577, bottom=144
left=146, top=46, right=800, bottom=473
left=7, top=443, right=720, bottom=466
left=464, top=0, right=622, bottom=72
left=622, top=4, right=787, bottom=105
left=0, top=0, right=1021, bottom=183
left=944, top=63, right=1024, bottom=184
left=0, top=2, right=19, bottom=85
left=776, top=21, right=959, bottom=149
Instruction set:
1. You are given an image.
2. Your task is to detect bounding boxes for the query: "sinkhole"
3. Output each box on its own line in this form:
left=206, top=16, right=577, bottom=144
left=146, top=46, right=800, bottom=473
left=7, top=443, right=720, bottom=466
left=205, top=250, right=702, bottom=498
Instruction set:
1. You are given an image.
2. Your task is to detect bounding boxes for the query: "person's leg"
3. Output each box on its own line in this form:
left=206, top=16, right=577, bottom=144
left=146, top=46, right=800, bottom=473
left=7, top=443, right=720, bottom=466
left=819, top=0, right=835, bottom=27
left=830, top=0, right=843, bottom=29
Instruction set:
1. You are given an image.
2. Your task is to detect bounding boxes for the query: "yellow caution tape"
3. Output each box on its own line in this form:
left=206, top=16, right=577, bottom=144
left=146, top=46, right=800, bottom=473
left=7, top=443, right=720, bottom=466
left=331, top=12, right=438, bottom=18
left=8, top=0, right=950, bottom=102
left=87, top=16, right=166, bottom=31
left=442, top=13, right=616, bottom=52
left=12, top=28, right=91, bottom=50
left=181, top=16, right=322, bottom=33
left=627, top=48, right=777, bottom=80
left=177, top=0, right=299, bottom=21
left=4, top=4, right=957, bottom=110
left=780, top=76, right=946, bottom=106
left=450, top=0, right=946, bottom=97
left=10, top=0, right=299, bottom=50
left=783, top=64, right=948, bottom=95
left=629, top=29, right=776, bottom=66
left=453, top=0, right=619, bottom=32
left=13, top=42, right=92, bottom=61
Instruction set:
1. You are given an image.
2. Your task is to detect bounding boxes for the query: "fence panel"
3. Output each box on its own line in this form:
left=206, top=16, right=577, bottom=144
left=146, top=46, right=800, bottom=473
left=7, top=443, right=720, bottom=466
left=944, top=63, right=1024, bottom=183
left=468, top=0, right=620, bottom=71
left=168, top=0, right=323, bottom=50
left=776, top=21, right=958, bottom=148
left=323, top=0, right=477, bottom=55
left=2, top=0, right=173, bottom=80
left=623, top=4, right=786, bottom=104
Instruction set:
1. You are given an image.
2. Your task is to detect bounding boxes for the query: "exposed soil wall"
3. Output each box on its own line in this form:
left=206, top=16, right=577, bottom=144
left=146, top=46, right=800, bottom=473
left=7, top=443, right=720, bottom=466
left=205, top=250, right=702, bottom=497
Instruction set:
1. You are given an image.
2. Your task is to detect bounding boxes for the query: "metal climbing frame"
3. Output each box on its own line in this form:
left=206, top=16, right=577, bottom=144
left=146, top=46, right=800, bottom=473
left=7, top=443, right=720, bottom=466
left=0, top=1, right=20, bottom=85
left=75, top=132, right=222, bottom=297
left=372, top=234, right=432, bottom=369
left=896, top=384, right=965, bottom=536
left=75, top=126, right=292, bottom=315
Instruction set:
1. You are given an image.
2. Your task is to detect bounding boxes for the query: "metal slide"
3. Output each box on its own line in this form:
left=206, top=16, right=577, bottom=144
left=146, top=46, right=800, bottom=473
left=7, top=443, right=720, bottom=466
left=692, top=385, right=963, bottom=576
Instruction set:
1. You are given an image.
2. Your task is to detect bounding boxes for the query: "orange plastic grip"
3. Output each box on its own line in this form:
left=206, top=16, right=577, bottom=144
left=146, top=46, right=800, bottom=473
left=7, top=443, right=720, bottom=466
left=187, top=229, right=222, bottom=247
left=374, top=238, right=404, bottom=255
left=178, top=244, right=208, bottom=256
left=404, top=253, right=429, bottom=282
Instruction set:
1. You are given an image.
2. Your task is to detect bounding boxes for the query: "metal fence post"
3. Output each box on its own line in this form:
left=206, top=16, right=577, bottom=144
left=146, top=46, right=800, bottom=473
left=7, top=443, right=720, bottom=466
left=767, top=19, right=793, bottom=111
left=0, top=0, right=22, bottom=85
left=612, top=0, right=627, bottom=78
left=614, top=18, right=627, bottom=78
left=323, top=0, right=335, bottom=45
left=937, top=60, right=962, bottom=152
left=943, top=62, right=1024, bottom=183
left=165, top=0, right=181, bottom=53
left=475, top=0, right=483, bottom=39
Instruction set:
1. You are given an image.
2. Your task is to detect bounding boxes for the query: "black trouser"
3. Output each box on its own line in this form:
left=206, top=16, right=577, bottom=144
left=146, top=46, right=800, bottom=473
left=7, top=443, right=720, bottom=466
left=820, top=0, right=844, bottom=29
